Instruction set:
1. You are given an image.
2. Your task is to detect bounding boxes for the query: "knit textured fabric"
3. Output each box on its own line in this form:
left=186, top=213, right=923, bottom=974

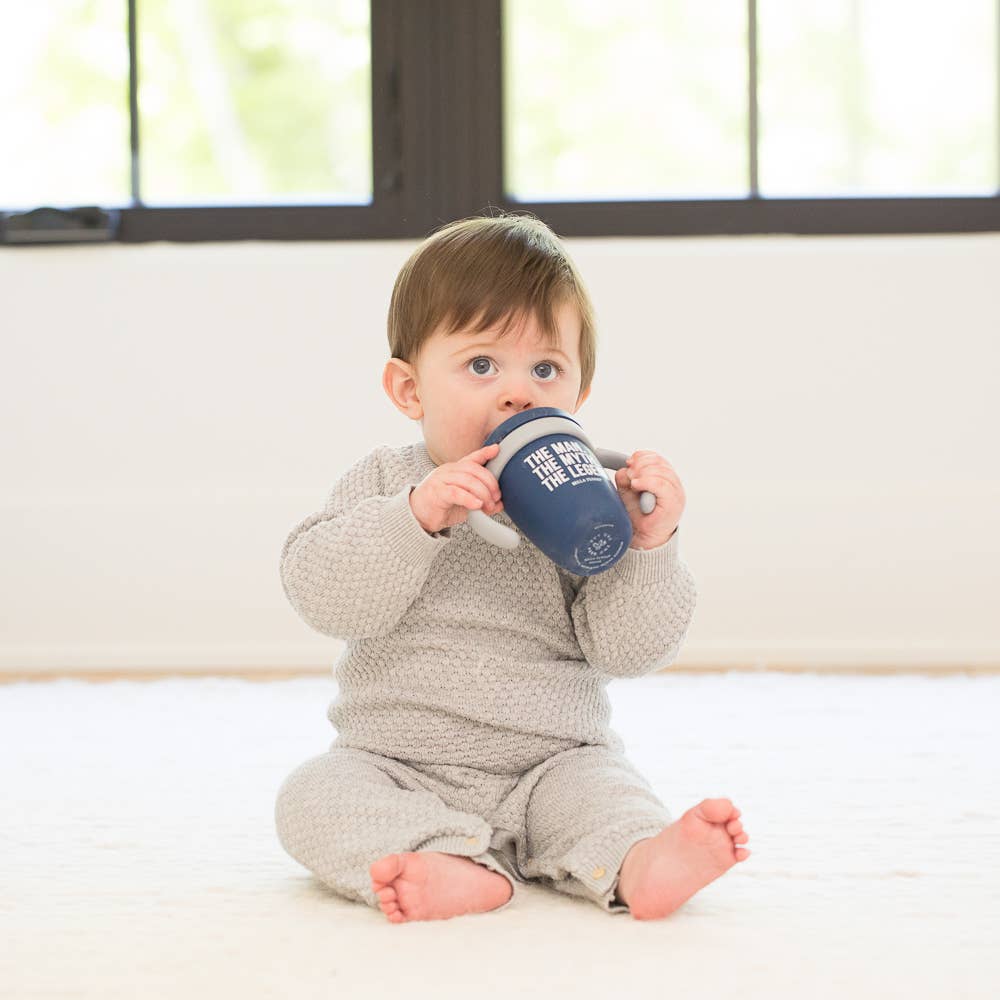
left=279, top=439, right=697, bottom=775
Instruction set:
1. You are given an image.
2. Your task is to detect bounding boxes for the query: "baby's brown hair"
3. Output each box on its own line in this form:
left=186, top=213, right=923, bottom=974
left=387, top=211, right=598, bottom=403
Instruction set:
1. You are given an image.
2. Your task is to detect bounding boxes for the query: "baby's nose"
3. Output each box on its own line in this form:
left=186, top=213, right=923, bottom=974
left=500, top=394, right=534, bottom=412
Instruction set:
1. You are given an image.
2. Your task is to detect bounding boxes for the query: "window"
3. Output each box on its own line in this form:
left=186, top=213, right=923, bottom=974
left=2, top=0, right=998, bottom=243
left=138, top=0, right=371, bottom=206
left=756, top=0, right=995, bottom=197
left=1, top=2, right=131, bottom=209
left=504, top=1, right=749, bottom=201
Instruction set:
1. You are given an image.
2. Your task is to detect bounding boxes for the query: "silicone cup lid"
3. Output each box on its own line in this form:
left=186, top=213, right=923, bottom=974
left=484, top=407, right=582, bottom=449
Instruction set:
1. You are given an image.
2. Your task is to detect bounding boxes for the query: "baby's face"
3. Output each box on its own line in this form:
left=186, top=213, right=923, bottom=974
left=387, top=299, right=590, bottom=467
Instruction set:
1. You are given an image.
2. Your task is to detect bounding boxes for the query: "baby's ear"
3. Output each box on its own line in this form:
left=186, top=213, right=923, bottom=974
left=382, top=358, right=422, bottom=419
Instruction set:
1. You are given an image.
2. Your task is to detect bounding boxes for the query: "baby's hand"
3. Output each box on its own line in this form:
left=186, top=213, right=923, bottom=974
left=614, top=450, right=686, bottom=549
left=410, top=443, right=504, bottom=535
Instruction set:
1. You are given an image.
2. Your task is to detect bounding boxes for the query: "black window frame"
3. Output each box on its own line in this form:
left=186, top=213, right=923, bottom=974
left=4, top=0, right=1000, bottom=244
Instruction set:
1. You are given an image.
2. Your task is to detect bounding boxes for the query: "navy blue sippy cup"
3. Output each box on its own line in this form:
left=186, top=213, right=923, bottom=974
left=465, top=407, right=656, bottom=576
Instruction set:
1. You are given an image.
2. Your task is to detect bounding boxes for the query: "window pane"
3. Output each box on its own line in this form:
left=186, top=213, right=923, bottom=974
left=0, top=2, right=130, bottom=209
left=139, top=0, right=371, bottom=205
left=503, top=0, right=749, bottom=201
left=758, top=0, right=997, bottom=196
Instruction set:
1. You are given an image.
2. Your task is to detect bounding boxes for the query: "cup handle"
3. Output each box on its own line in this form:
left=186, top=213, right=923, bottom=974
left=466, top=507, right=521, bottom=549
left=593, top=448, right=657, bottom=514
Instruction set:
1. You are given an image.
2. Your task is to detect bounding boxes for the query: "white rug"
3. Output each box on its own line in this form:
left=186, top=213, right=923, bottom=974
left=2, top=673, right=997, bottom=1000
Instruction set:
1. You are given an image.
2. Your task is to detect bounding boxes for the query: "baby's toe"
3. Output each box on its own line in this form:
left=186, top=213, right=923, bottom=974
left=699, top=797, right=736, bottom=824
left=379, top=900, right=405, bottom=923
left=370, top=853, right=404, bottom=886
left=726, top=819, right=743, bottom=836
left=376, top=886, right=397, bottom=903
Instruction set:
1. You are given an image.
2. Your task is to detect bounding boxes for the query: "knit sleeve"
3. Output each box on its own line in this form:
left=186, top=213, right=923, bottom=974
left=569, top=529, right=697, bottom=679
left=279, top=446, right=451, bottom=641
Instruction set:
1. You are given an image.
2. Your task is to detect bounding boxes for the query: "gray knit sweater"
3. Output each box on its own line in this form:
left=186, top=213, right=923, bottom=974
left=279, top=440, right=697, bottom=774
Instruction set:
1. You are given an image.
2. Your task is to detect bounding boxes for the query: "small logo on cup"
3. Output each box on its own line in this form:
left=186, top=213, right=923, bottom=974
left=576, top=525, right=624, bottom=571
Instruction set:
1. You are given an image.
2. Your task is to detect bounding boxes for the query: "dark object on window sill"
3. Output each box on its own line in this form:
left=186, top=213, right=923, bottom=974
left=1, top=206, right=120, bottom=245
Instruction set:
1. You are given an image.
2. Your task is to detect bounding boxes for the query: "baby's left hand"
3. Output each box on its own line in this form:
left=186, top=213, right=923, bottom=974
left=614, top=450, right=686, bottom=550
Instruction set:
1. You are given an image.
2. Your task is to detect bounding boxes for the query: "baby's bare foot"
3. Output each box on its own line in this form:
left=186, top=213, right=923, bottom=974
left=369, top=851, right=513, bottom=923
left=615, top=798, right=750, bottom=920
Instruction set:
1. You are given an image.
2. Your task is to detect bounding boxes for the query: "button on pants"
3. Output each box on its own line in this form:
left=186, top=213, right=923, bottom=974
left=274, top=738, right=673, bottom=914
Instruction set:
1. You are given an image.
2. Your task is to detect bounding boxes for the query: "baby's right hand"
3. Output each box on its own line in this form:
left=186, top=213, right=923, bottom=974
left=409, top=442, right=504, bottom=535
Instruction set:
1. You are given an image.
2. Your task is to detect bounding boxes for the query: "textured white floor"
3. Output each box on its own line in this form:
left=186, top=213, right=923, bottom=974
left=3, top=673, right=998, bottom=1000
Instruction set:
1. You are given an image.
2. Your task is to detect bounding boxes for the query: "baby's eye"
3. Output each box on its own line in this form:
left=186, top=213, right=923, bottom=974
left=467, top=356, right=564, bottom=381
left=533, top=361, right=562, bottom=381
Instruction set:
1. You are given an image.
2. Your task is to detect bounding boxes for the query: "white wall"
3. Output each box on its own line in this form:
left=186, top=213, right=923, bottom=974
left=2, top=234, right=998, bottom=674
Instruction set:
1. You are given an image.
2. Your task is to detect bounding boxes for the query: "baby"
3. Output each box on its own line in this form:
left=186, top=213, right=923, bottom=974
left=275, top=212, right=749, bottom=923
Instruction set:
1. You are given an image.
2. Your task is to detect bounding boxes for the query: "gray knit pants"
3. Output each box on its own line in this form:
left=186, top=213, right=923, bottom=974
left=274, top=738, right=673, bottom=915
